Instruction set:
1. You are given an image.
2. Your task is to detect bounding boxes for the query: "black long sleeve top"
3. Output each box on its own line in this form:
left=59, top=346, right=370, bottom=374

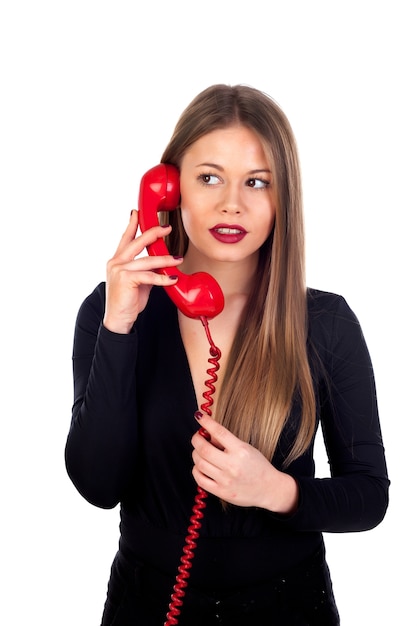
left=65, top=283, right=389, bottom=588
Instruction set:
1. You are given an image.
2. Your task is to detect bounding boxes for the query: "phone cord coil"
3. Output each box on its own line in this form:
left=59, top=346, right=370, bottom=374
left=164, top=316, right=221, bottom=626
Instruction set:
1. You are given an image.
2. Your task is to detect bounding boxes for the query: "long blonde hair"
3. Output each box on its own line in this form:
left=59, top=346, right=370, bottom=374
left=160, top=84, right=315, bottom=467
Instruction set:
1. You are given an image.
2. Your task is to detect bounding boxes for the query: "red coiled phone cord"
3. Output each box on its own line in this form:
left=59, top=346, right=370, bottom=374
left=164, top=315, right=221, bottom=626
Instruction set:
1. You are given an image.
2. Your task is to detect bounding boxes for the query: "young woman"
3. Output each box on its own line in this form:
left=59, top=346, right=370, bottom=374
left=65, top=84, right=389, bottom=625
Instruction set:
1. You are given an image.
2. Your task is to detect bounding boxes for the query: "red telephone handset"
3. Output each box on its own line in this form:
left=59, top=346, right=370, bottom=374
left=138, top=163, right=224, bottom=319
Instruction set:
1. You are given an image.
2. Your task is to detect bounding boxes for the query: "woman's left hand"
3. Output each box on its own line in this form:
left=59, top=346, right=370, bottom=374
left=191, top=413, right=299, bottom=514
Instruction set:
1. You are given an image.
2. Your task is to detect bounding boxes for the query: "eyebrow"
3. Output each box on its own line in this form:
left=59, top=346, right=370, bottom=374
left=195, top=162, right=272, bottom=174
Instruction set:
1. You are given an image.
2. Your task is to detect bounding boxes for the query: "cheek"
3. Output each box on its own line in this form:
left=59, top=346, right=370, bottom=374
left=179, top=193, right=206, bottom=234
left=263, top=207, right=276, bottom=237
left=179, top=202, right=190, bottom=222
left=178, top=188, right=191, bottom=231
left=179, top=206, right=196, bottom=239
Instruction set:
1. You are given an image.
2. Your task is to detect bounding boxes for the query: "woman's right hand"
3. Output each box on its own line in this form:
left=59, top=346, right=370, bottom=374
left=102, top=210, right=182, bottom=334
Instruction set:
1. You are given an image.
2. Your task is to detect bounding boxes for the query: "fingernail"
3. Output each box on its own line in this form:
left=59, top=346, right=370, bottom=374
left=162, top=224, right=171, bottom=228
left=194, top=411, right=203, bottom=420
left=173, top=255, right=183, bottom=260
left=168, top=275, right=178, bottom=281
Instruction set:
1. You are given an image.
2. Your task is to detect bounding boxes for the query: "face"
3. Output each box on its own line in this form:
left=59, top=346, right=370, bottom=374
left=179, top=125, right=275, bottom=269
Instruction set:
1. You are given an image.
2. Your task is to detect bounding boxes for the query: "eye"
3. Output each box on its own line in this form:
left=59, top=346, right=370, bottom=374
left=197, top=173, right=221, bottom=186
left=246, top=177, right=270, bottom=189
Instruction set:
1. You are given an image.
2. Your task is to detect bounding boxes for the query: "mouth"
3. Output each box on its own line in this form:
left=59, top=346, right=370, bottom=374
left=209, top=224, right=248, bottom=244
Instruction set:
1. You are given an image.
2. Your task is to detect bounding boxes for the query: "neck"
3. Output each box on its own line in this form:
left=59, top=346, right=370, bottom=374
left=181, top=250, right=259, bottom=298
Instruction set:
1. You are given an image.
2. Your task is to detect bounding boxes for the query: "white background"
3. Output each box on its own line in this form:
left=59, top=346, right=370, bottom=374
left=0, top=1, right=415, bottom=624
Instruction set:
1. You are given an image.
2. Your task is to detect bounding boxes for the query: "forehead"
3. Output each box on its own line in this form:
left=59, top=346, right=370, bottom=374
left=182, top=125, right=269, bottom=167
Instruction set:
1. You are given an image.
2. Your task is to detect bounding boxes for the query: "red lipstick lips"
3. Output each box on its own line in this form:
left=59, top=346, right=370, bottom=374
left=209, top=224, right=247, bottom=244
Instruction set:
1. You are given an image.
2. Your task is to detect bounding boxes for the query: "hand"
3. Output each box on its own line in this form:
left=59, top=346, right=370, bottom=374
left=191, top=413, right=299, bottom=514
left=103, top=211, right=183, bottom=334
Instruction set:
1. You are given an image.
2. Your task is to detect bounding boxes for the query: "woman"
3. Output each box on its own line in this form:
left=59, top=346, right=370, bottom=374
left=65, top=84, right=389, bottom=625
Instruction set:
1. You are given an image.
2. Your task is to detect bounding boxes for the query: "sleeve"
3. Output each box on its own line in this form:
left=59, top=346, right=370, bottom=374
left=283, top=295, right=390, bottom=533
left=64, top=283, right=140, bottom=509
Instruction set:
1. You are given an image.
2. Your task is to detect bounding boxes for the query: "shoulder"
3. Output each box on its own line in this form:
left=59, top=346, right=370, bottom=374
left=75, top=282, right=106, bottom=327
left=307, top=287, right=354, bottom=316
left=307, top=288, right=360, bottom=324
left=306, top=287, right=364, bottom=353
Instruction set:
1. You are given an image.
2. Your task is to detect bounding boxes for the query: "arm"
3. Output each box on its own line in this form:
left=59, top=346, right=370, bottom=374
left=65, top=212, right=183, bottom=508
left=65, top=284, right=140, bottom=508
left=191, top=295, right=389, bottom=532
left=287, top=295, right=390, bottom=532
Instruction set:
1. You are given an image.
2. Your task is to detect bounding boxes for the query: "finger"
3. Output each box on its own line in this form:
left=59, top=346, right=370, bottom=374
left=113, top=210, right=140, bottom=257
left=192, top=448, right=223, bottom=481
left=191, top=449, right=218, bottom=483
left=114, top=219, right=171, bottom=262
left=114, top=268, right=179, bottom=289
left=191, top=431, right=226, bottom=478
left=120, top=253, right=183, bottom=274
left=116, top=225, right=171, bottom=264
left=191, top=425, right=224, bottom=454
left=194, top=413, right=233, bottom=451
left=191, top=463, right=223, bottom=499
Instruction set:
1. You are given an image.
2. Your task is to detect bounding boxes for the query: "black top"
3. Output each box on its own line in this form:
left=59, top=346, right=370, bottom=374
left=65, top=284, right=389, bottom=588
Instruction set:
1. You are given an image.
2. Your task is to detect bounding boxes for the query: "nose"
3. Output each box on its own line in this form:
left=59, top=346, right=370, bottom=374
left=220, top=183, right=242, bottom=215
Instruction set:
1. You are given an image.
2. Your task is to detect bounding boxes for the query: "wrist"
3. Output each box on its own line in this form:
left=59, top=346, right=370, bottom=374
left=102, top=315, right=134, bottom=334
left=263, top=470, right=299, bottom=515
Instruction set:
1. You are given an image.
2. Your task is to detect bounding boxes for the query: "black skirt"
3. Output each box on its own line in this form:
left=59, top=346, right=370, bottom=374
left=100, top=544, right=340, bottom=626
